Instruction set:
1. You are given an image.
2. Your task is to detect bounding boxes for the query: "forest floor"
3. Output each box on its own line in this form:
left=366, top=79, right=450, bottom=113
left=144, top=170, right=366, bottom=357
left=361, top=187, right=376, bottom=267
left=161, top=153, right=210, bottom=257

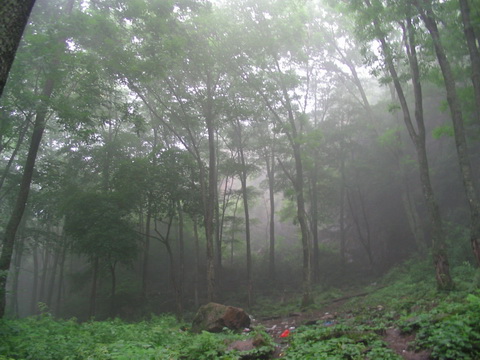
left=253, top=293, right=431, bottom=359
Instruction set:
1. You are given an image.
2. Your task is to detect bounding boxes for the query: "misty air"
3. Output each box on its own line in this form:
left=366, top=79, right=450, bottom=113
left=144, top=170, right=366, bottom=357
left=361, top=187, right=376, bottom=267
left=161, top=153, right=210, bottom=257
left=1, top=0, right=480, bottom=358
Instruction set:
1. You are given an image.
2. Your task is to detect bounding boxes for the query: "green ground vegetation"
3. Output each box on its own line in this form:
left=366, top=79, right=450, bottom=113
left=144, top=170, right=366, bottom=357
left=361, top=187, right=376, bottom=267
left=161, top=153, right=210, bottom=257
left=1, top=257, right=480, bottom=359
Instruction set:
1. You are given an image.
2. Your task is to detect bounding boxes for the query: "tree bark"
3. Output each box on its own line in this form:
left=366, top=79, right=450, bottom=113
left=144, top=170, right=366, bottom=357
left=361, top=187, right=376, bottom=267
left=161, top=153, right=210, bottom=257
left=416, top=0, right=480, bottom=267
left=0, top=0, right=75, bottom=318
left=109, top=262, right=117, bottom=318
left=204, top=72, right=216, bottom=302
left=265, top=150, right=276, bottom=281
left=237, top=123, right=253, bottom=307
left=0, top=0, right=36, bottom=97
left=0, top=73, right=54, bottom=317
left=193, top=218, right=200, bottom=309
left=30, top=242, right=38, bottom=315
left=55, top=239, right=67, bottom=316
left=363, top=0, right=453, bottom=289
left=458, top=0, right=480, bottom=123
left=89, top=257, right=99, bottom=318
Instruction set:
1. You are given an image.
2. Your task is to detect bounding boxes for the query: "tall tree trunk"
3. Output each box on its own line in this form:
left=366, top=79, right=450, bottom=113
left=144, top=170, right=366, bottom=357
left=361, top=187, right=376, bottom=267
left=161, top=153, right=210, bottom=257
left=364, top=0, right=453, bottom=289
left=346, top=188, right=374, bottom=271
left=238, top=137, right=253, bottom=307
left=310, top=156, right=320, bottom=282
left=89, top=257, right=99, bottom=318
left=0, top=0, right=36, bottom=97
left=0, top=0, right=75, bottom=318
left=0, top=113, right=31, bottom=193
left=416, top=0, right=480, bottom=267
left=55, top=239, right=67, bottom=316
left=458, top=0, right=480, bottom=123
left=193, top=218, right=200, bottom=309
left=47, top=227, right=63, bottom=309
left=204, top=72, right=216, bottom=302
left=46, top=243, right=59, bottom=309
left=38, top=246, right=50, bottom=303
left=339, top=147, right=347, bottom=271
left=9, top=233, right=25, bottom=317
left=265, top=151, right=276, bottom=281
left=142, top=199, right=152, bottom=300
left=109, top=261, right=117, bottom=318
left=177, top=203, right=185, bottom=316
left=0, top=75, right=54, bottom=317
left=30, top=242, right=39, bottom=314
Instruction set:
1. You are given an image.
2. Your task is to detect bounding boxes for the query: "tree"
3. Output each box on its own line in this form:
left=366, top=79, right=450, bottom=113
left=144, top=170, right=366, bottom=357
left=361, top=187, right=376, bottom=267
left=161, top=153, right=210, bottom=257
left=0, top=0, right=76, bottom=318
left=64, top=191, right=138, bottom=318
left=0, top=0, right=36, bottom=97
left=414, top=0, right=480, bottom=267
left=344, top=0, right=453, bottom=289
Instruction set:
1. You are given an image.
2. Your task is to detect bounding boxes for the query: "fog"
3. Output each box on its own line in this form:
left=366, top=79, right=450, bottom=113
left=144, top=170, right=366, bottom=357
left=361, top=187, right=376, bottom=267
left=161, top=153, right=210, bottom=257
left=1, top=0, right=479, bottom=320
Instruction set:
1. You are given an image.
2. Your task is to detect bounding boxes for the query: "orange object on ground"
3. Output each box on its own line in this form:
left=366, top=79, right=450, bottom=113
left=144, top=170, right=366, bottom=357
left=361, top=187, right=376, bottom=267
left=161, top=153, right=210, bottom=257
left=279, top=329, right=290, bottom=338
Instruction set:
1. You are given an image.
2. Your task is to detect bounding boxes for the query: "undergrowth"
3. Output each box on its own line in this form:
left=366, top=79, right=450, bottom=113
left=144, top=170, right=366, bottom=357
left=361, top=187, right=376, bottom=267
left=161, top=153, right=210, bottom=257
left=1, top=257, right=479, bottom=359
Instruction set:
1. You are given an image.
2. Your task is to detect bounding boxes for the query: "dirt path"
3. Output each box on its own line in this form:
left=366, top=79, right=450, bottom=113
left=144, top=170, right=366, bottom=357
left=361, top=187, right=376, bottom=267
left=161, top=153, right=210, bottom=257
left=252, top=298, right=430, bottom=359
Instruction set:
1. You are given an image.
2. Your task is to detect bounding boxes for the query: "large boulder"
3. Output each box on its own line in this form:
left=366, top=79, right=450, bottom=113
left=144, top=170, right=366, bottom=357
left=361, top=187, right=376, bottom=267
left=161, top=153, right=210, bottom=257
left=191, top=302, right=251, bottom=333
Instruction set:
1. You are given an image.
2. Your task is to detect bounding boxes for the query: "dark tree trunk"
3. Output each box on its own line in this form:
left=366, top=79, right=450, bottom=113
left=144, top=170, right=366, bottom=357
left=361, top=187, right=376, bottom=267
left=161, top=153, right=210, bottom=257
left=177, top=203, right=185, bottom=315
left=38, top=247, right=50, bottom=303
left=364, top=0, right=453, bottom=289
left=0, top=0, right=36, bottom=97
left=30, top=242, right=39, bottom=314
left=265, top=152, right=276, bottom=281
left=238, top=136, right=253, bottom=307
left=310, top=158, right=320, bottom=282
left=339, top=131, right=347, bottom=271
left=0, top=113, right=31, bottom=193
left=109, top=262, right=117, bottom=318
left=89, top=257, right=99, bottom=318
left=204, top=73, right=216, bottom=302
left=0, top=0, right=75, bottom=318
left=416, top=0, right=480, bottom=267
left=55, top=239, right=67, bottom=316
left=142, top=200, right=152, bottom=300
left=9, top=234, right=25, bottom=317
left=458, top=0, right=480, bottom=123
left=0, top=75, right=54, bottom=317
left=47, top=229, right=63, bottom=310
left=193, top=219, right=200, bottom=309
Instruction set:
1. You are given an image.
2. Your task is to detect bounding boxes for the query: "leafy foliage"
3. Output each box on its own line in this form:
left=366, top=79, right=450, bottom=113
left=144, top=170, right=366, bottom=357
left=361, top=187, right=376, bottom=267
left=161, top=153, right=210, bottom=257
left=0, top=314, right=274, bottom=360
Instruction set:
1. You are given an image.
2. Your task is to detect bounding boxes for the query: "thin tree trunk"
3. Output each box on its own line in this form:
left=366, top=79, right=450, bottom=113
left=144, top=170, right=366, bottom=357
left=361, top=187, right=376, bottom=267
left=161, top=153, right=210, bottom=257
left=30, top=242, right=39, bottom=314
left=204, top=72, right=216, bottom=302
left=9, top=234, right=25, bottom=317
left=0, top=75, right=54, bottom=317
left=177, top=203, right=185, bottom=316
left=142, top=200, right=152, bottom=299
left=458, top=0, right=480, bottom=123
left=416, top=0, right=480, bottom=267
left=55, top=239, right=67, bottom=316
left=364, top=0, right=453, bottom=289
left=238, top=139, right=253, bottom=307
left=47, top=228, right=63, bottom=309
left=0, top=0, right=75, bottom=318
left=89, top=257, right=99, bottom=318
left=310, top=157, right=320, bottom=282
left=340, top=151, right=347, bottom=271
left=109, top=261, right=116, bottom=318
left=0, top=113, right=31, bottom=194
left=38, top=247, right=50, bottom=303
left=265, top=152, right=276, bottom=281
left=193, top=219, right=200, bottom=309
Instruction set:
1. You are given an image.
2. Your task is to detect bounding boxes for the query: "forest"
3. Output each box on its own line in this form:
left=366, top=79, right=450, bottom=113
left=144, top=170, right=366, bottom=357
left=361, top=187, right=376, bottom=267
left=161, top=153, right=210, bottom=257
left=1, top=0, right=480, bottom=358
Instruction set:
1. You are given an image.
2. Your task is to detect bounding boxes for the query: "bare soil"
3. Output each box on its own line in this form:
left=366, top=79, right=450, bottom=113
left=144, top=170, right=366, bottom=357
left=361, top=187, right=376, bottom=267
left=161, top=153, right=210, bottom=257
left=252, top=296, right=431, bottom=359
